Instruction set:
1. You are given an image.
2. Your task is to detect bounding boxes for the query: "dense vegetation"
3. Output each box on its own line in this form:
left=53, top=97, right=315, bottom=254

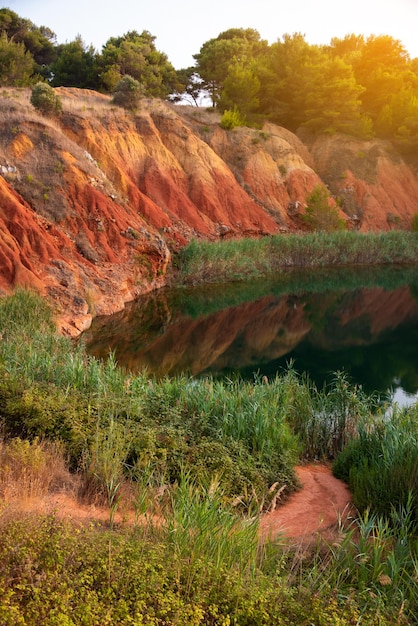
left=0, top=288, right=416, bottom=624
left=1, top=8, right=418, bottom=151
left=176, top=230, right=418, bottom=284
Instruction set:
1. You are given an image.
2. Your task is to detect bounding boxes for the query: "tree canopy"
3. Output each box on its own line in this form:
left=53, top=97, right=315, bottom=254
left=1, top=8, right=417, bottom=151
left=0, top=31, right=35, bottom=86
left=98, top=30, right=178, bottom=97
left=0, top=8, right=56, bottom=76
left=193, top=28, right=268, bottom=106
left=50, top=37, right=98, bottom=88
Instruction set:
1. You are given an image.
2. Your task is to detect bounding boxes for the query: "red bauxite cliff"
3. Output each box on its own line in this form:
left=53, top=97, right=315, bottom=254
left=1, top=88, right=418, bottom=334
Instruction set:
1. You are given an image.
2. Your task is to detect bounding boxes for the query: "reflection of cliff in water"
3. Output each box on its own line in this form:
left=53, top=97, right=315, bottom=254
left=85, top=278, right=418, bottom=395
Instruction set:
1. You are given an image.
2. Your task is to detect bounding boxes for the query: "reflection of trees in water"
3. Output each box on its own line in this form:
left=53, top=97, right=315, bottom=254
left=249, top=322, right=418, bottom=396
left=86, top=276, right=418, bottom=397
left=203, top=290, right=418, bottom=396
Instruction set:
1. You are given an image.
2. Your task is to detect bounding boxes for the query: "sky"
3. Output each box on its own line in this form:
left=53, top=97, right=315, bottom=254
left=3, top=0, right=418, bottom=69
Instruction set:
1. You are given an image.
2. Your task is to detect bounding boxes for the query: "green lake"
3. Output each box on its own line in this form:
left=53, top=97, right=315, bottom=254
left=85, top=266, right=418, bottom=404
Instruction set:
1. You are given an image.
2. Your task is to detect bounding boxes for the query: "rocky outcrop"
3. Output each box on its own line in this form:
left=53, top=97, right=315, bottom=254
left=1, top=88, right=417, bottom=334
left=305, top=133, right=418, bottom=231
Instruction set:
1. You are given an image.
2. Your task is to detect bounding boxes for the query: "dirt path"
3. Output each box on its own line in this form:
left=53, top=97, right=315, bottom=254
left=13, top=464, right=353, bottom=540
left=260, top=464, right=353, bottom=540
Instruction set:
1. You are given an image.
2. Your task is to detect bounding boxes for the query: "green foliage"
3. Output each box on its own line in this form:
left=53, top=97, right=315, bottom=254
left=0, top=289, right=417, bottom=624
left=30, top=82, right=62, bottom=116
left=0, top=290, right=299, bottom=507
left=333, top=408, right=418, bottom=527
left=165, top=474, right=260, bottom=590
left=193, top=28, right=268, bottom=107
left=219, top=61, right=260, bottom=119
left=88, top=417, right=133, bottom=527
left=177, top=231, right=418, bottom=285
left=0, top=512, right=402, bottom=625
left=412, top=212, right=418, bottom=231
left=302, top=55, right=368, bottom=136
left=50, top=37, right=98, bottom=89
left=112, top=74, right=143, bottom=110
left=1, top=7, right=417, bottom=144
left=256, top=33, right=321, bottom=131
left=1, top=9, right=418, bottom=145
left=99, top=30, right=177, bottom=97
left=0, top=8, right=56, bottom=69
left=302, top=185, right=347, bottom=232
left=284, top=369, right=377, bottom=459
left=307, top=503, right=418, bottom=621
left=220, top=106, right=245, bottom=130
left=0, top=31, right=34, bottom=86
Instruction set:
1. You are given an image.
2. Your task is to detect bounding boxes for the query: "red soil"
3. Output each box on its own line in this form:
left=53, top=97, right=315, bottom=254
left=260, top=464, right=353, bottom=540
left=15, top=464, right=353, bottom=542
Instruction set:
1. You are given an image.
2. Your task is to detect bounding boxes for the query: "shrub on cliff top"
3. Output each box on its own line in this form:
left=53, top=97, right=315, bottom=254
left=220, top=107, right=245, bottom=130
left=112, top=75, right=143, bottom=110
left=30, top=82, right=62, bottom=116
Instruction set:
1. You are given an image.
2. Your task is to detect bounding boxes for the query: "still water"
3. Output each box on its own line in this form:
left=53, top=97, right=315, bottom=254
left=85, top=266, right=418, bottom=404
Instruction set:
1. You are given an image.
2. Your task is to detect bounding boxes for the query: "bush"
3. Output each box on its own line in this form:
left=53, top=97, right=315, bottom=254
left=220, top=107, right=245, bottom=130
left=412, top=212, right=418, bottom=232
left=30, top=82, right=62, bottom=116
left=112, top=75, right=143, bottom=110
left=302, top=184, right=347, bottom=232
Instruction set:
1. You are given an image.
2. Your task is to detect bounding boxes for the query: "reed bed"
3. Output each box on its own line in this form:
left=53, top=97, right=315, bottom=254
left=177, top=231, right=418, bottom=284
left=333, top=407, right=418, bottom=528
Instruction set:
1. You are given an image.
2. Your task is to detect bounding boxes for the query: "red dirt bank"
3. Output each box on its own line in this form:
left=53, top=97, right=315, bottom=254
left=1, top=88, right=418, bottom=335
left=15, top=464, right=352, bottom=542
left=260, top=465, right=353, bottom=540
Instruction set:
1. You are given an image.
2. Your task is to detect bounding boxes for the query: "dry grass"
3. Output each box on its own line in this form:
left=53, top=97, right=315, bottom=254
left=0, top=437, right=73, bottom=501
left=0, top=87, right=122, bottom=222
left=0, top=436, right=154, bottom=527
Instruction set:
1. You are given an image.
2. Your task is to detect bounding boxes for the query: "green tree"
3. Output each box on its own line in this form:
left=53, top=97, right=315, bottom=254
left=375, top=84, right=418, bottom=137
left=99, top=30, right=177, bottom=97
left=30, top=81, right=62, bottom=115
left=169, top=67, right=203, bottom=105
left=257, top=33, right=322, bottom=130
left=328, top=33, right=418, bottom=141
left=352, top=35, right=411, bottom=124
left=302, top=54, right=369, bottom=136
left=218, top=60, right=260, bottom=121
left=327, top=34, right=365, bottom=65
left=0, top=31, right=34, bottom=86
left=0, top=8, right=57, bottom=71
left=193, top=28, right=268, bottom=107
left=50, top=36, right=99, bottom=88
left=394, top=94, right=418, bottom=154
left=302, top=185, right=347, bottom=232
left=220, top=106, right=246, bottom=130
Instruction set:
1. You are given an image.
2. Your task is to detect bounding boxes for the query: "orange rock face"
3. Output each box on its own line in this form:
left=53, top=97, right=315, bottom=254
left=1, top=88, right=417, bottom=333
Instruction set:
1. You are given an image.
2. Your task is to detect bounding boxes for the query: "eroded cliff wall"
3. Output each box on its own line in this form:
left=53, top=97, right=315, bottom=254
left=1, top=88, right=417, bottom=334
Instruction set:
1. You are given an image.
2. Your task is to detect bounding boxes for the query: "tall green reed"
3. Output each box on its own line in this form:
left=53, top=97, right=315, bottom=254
left=304, top=499, right=418, bottom=621
left=88, top=417, right=133, bottom=528
left=333, top=406, right=418, bottom=525
left=177, top=231, right=418, bottom=284
left=164, top=471, right=260, bottom=597
left=283, top=366, right=376, bottom=459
